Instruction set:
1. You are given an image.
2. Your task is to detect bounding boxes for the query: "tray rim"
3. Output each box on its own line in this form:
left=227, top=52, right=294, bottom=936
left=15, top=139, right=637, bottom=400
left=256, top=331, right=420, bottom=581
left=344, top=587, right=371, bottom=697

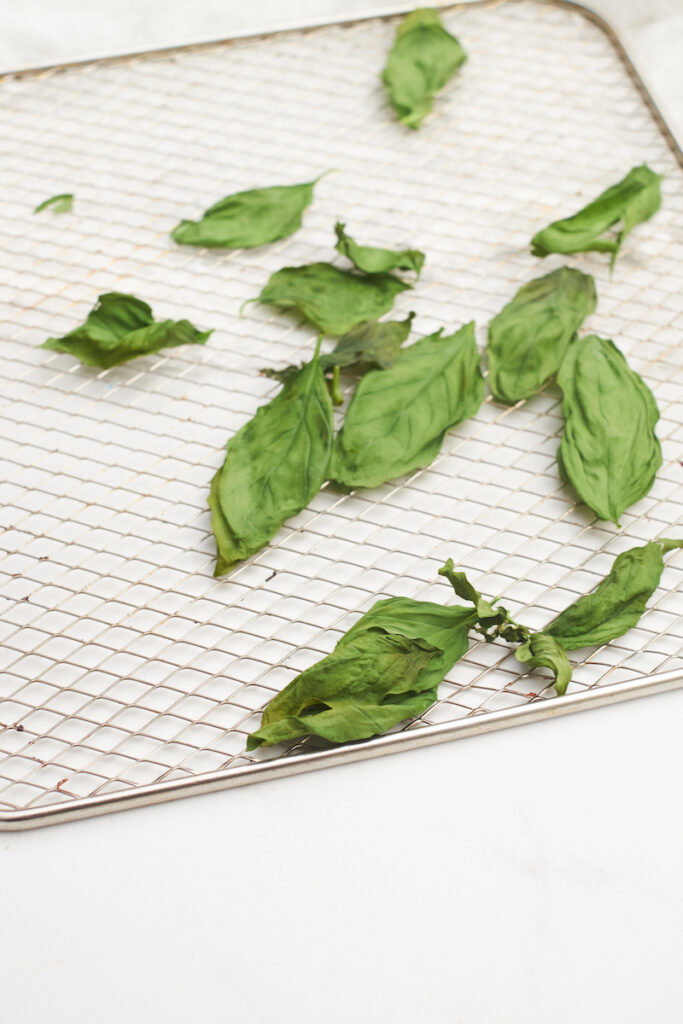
left=2, top=0, right=682, bottom=829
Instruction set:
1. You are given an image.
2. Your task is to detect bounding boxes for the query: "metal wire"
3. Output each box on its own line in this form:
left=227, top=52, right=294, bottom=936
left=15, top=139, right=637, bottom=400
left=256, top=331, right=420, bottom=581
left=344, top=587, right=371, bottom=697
left=0, top=0, right=681, bottom=827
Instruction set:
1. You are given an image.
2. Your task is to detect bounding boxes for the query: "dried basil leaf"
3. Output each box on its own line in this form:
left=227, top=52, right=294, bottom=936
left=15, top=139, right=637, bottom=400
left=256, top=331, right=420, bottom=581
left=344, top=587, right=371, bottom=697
left=331, top=322, right=484, bottom=489
left=247, top=596, right=475, bottom=749
left=487, top=267, right=597, bottom=404
left=557, top=334, right=662, bottom=525
left=262, top=314, right=415, bottom=383
left=253, top=263, right=410, bottom=336
left=34, top=193, right=74, bottom=214
left=335, top=222, right=425, bottom=277
left=382, top=8, right=467, bottom=129
left=515, top=633, right=572, bottom=696
left=545, top=540, right=677, bottom=650
left=171, top=175, right=327, bottom=249
left=531, top=164, right=662, bottom=267
left=42, top=292, right=212, bottom=369
left=209, top=344, right=333, bottom=576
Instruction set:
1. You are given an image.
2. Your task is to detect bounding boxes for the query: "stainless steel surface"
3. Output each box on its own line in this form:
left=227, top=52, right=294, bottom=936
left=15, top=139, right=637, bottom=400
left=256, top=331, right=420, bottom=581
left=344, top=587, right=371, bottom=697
left=1, top=0, right=682, bottom=829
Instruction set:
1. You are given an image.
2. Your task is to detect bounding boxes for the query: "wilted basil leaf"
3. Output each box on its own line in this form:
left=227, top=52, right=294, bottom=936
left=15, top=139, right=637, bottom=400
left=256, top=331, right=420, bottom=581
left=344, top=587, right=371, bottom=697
left=209, top=345, right=333, bottom=576
left=253, top=263, right=410, bottom=336
left=531, top=164, right=662, bottom=267
left=42, top=292, right=212, bottom=369
left=546, top=540, right=679, bottom=650
left=34, top=193, right=74, bottom=214
left=557, top=334, right=662, bottom=525
left=171, top=176, right=327, bottom=249
left=438, top=558, right=528, bottom=644
left=382, top=8, right=467, bottom=129
left=262, top=313, right=415, bottom=384
left=487, top=267, right=597, bottom=404
left=331, top=322, right=484, bottom=489
left=247, top=595, right=475, bottom=749
left=515, top=633, right=572, bottom=695
left=334, top=222, right=425, bottom=277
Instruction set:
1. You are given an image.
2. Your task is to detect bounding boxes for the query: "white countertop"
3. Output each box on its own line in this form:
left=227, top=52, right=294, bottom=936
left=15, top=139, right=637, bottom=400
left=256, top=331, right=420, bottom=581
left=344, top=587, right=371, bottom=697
left=2, top=4, right=682, bottom=1022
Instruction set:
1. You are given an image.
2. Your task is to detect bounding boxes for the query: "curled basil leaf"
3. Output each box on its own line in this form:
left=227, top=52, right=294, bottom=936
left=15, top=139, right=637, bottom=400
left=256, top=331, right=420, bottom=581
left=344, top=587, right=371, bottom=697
left=335, top=222, right=425, bottom=277
left=557, top=334, right=662, bottom=525
left=34, top=193, right=73, bottom=214
left=262, top=313, right=415, bottom=384
left=382, top=8, right=467, bottom=129
left=171, top=176, right=327, bottom=249
left=331, top=322, right=484, bottom=489
left=209, top=344, right=333, bottom=576
left=252, top=263, right=410, bottom=336
left=487, top=267, right=596, bottom=404
left=42, top=292, right=212, bottom=369
left=546, top=540, right=679, bottom=650
left=247, top=596, right=475, bottom=749
left=515, top=634, right=572, bottom=696
left=531, top=164, right=662, bottom=267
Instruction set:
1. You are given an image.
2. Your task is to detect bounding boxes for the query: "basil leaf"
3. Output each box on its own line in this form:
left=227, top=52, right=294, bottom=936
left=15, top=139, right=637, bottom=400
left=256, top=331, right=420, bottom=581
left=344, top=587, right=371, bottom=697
left=171, top=176, right=326, bottom=249
left=42, top=292, right=212, bottom=369
left=515, top=633, right=573, bottom=696
left=262, top=314, right=414, bottom=384
left=438, top=559, right=529, bottom=644
left=334, top=222, right=425, bottom=277
left=487, top=267, right=597, bottom=404
left=247, top=594, right=475, bottom=749
left=330, top=322, right=484, bottom=489
left=34, top=193, right=74, bottom=214
left=382, top=8, right=467, bottom=129
left=209, top=345, right=333, bottom=576
left=557, top=334, right=662, bottom=525
left=253, top=263, right=411, bottom=336
left=531, top=164, right=662, bottom=267
left=545, top=540, right=677, bottom=650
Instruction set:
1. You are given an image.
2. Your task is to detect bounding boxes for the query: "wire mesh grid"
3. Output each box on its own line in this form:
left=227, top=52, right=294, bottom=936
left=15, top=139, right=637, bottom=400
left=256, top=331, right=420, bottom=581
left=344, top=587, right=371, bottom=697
left=0, top=0, right=682, bottom=826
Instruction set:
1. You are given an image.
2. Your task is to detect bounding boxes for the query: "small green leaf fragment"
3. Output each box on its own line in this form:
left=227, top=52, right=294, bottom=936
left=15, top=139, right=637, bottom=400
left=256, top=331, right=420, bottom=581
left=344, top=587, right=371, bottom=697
left=34, top=193, right=74, bottom=214
left=487, top=267, right=597, bottom=404
left=171, top=176, right=327, bottom=249
left=515, top=633, right=573, bottom=696
left=328, top=364, right=344, bottom=406
left=531, top=164, right=662, bottom=266
left=41, top=292, right=212, bottom=369
left=557, top=335, right=662, bottom=524
left=382, top=8, right=467, bottom=129
left=331, top=322, right=484, bottom=489
left=659, top=538, right=683, bottom=554
left=254, top=263, right=411, bottom=336
left=334, top=222, right=425, bottom=277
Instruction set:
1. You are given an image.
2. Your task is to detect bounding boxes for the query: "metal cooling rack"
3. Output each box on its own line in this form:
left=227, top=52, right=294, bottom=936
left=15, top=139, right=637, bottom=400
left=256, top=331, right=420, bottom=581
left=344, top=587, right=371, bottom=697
left=1, top=0, right=682, bottom=829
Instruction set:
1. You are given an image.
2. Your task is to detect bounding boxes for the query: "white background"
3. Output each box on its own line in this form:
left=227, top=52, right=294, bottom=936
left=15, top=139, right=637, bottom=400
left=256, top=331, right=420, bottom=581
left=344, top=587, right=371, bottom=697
left=2, top=3, right=683, bottom=1022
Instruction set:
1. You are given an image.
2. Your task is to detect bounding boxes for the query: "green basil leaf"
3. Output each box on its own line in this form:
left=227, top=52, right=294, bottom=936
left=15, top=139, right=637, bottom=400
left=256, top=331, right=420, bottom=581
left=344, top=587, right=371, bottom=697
left=545, top=540, right=676, bottom=650
left=515, top=633, right=573, bottom=695
left=209, top=345, right=333, bottom=576
left=248, top=593, right=475, bottom=749
left=253, top=263, right=411, bottom=336
left=487, top=267, right=597, bottom=404
left=171, top=176, right=327, bottom=249
left=330, top=322, right=484, bottom=489
left=557, top=334, right=662, bottom=525
left=262, top=314, right=415, bottom=383
left=334, top=222, right=425, bottom=277
left=42, top=292, right=212, bottom=369
left=437, top=559, right=529, bottom=643
left=382, top=8, right=467, bottom=129
left=34, top=193, right=74, bottom=214
left=531, top=164, right=662, bottom=267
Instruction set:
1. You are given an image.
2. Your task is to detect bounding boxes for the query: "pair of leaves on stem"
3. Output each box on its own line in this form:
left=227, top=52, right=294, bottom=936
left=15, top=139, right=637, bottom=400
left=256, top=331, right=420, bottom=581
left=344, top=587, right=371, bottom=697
left=531, top=164, right=662, bottom=267
left=249, top=538, right=682, bottom=748
left=42, top=292, right=212, bottom=369
left=171, top=176, right=328, bottom=249
left=382, top=8, right=467, bottom=129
